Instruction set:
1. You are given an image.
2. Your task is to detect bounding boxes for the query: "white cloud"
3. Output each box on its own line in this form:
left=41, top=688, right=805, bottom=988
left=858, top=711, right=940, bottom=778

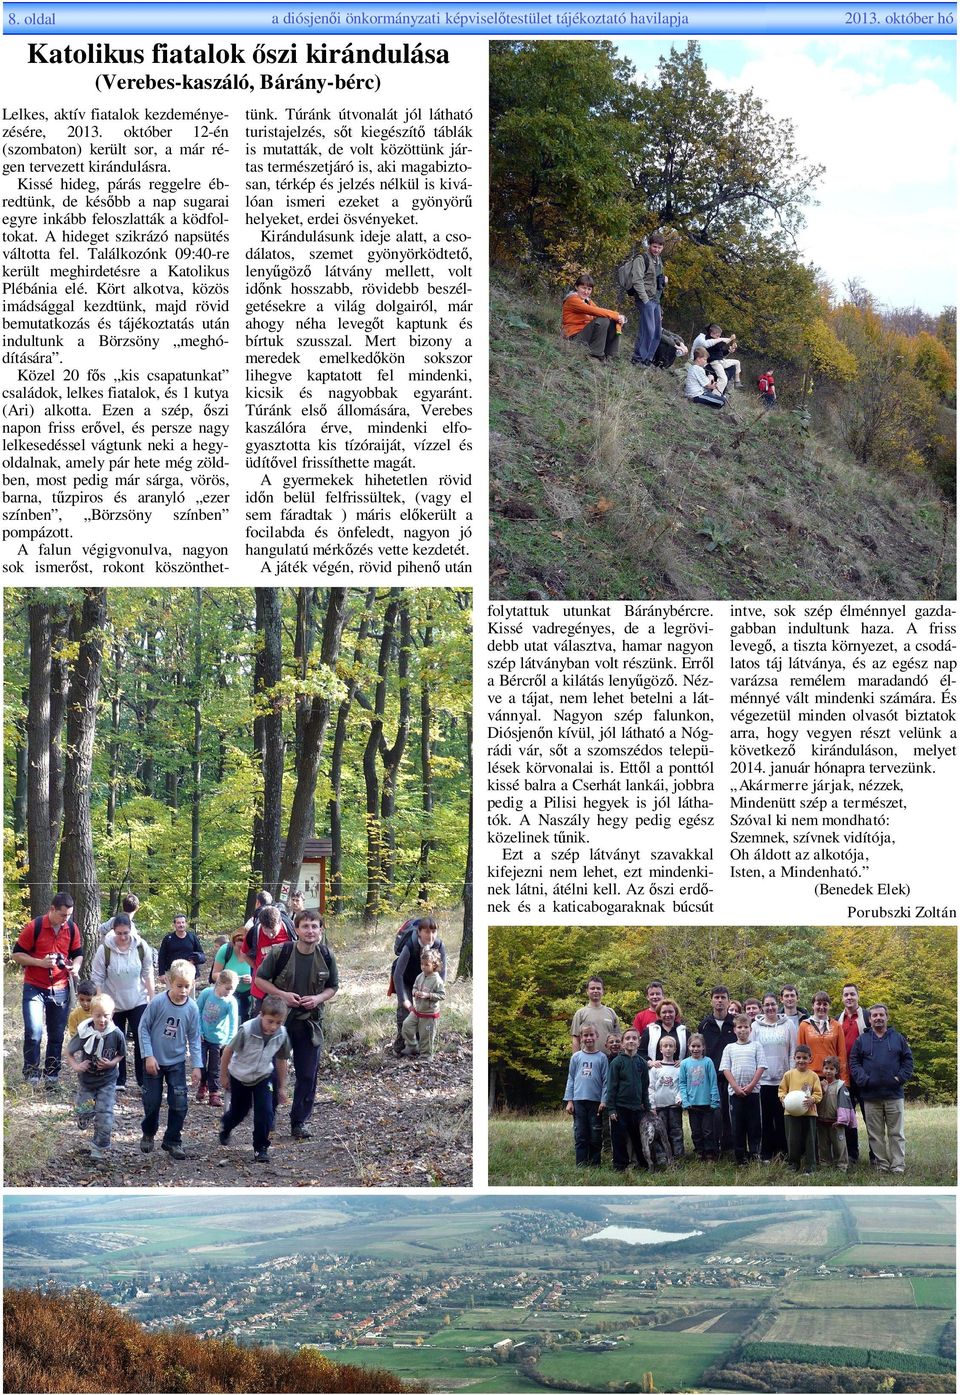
left=704, top=42, right=956, bottom=309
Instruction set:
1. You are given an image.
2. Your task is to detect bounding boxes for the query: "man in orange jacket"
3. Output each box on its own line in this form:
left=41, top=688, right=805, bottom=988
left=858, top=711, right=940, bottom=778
left=561, top=275, right=625, bottom=362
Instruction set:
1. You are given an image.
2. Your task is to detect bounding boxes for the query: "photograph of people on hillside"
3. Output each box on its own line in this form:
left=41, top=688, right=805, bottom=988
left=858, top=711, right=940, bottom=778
left=3, top=585, right=473, bottom=1187
left=489, top=39, right=957, bottom=601
left=487, top=922, right=956, bottom=1187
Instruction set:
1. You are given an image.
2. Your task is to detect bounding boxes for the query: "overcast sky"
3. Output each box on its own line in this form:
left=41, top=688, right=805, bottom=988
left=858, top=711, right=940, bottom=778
left=619, top=37, right=956, bottom=315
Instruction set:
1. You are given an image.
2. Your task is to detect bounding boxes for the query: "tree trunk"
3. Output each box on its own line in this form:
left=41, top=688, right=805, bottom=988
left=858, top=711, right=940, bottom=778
left=294, top=587, right=318, bottom=837
left=362, top=592, right=411, bottom=926
left=254, top=587, right=284, bottom=893
left=48, top=612, right=68, bottom=856
left=459, top=710, right=473, bottom=978
left=277, top=587, right=349, bottom=897
left=106, top=639, right=122, bottom=839
left=377, top=601, right=411, bottom=895
left=418, top=620, right=434, bottom=904
left=26, top=602, right=53, bottom=915
left=190, top=588, right=203, bottom=928
left=57, top=589, right=107, bottom=965
left=329, top=588, right=376, bottom=914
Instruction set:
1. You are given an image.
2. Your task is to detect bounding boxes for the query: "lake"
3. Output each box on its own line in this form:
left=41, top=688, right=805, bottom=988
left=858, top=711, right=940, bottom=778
left=584, top=1225, right=703, bottom=1245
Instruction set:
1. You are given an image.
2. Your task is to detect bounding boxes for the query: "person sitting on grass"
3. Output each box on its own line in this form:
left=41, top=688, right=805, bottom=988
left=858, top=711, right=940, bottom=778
left=778, top=1043, right=822, bottom=1175
left=561, top=274, right=625, bottom=363
left=563, top=1023, right=608, bottom=1168
left=401, top=947, right=446, bottom=1059
left=137, top=959, right=202, bottom=1161
left=758, top=369, right=777, bottom=407
left=219, top=994, right=290, bottom=1163
left=602, top=1026, right=650, bottom=1173
left=685, top=347, right=725, bottom=409
left=67, top=992, right=126, bottom=1162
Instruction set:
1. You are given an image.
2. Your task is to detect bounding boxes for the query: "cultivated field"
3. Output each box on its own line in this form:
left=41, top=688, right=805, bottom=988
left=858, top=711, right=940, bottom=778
left=831, top=1244, right=956, bottom=1268
left=766, top=1306, right=950, bottom=1355
left=783, top=1276, right=916, bottom=1307
left=536, top=1330, right=737, bottom=1390
left=910, top=1276, right=957, bottom=1308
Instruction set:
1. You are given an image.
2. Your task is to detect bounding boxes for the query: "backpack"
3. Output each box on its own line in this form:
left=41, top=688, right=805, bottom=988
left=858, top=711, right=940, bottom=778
left=616, top=251, right=649, bottom=299
left=392, top=917, right=423, bottom=957
left=268, top=939, right=334, bottom=980
left=103, top=941, right=146, bottom=971
left=17, top=914, right=78, bottom=955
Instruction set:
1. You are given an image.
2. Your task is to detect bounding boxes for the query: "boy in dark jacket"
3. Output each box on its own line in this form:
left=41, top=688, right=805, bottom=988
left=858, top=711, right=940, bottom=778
left=601, top=1028, right=651, bottom=1171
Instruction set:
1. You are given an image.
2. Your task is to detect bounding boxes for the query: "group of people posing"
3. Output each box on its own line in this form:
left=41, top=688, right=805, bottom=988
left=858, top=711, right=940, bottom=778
left=13, top=892, right=449, bottom=1167
left=563, top=977, right=914, bottom=1177
left=560, top=231, right=777, bottom=409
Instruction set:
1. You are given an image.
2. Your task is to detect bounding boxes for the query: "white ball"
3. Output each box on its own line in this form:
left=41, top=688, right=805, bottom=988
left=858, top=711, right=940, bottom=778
left=783, top=1089, right=810, bottom=1116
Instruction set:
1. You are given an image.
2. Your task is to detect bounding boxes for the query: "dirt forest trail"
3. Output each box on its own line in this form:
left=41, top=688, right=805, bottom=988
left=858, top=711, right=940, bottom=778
left=4, top=945, right=473, bottom=1189
left=12, top=1030, right=472, bottom=1188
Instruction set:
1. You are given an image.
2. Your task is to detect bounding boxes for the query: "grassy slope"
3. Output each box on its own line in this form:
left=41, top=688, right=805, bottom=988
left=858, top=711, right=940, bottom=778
left=487, top=1104, right=957, bottom=1187
left=490, top=273, right=956, bottom=601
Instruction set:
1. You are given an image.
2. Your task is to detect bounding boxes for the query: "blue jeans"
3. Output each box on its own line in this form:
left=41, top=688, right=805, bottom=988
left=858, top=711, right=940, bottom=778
left=76, top=1072, right=118, bottom=1148
left=222, top=1075, right=275, bottom=1151
left=22, top=984, right=70, bottom=1081
left=141, top=1060, right=189, bottom=1145
left=287, top=1018, right=322, bottom=1130
left=572, top=1099, right=602, bottom=1166
left=631, top=299, right=662, bottom=364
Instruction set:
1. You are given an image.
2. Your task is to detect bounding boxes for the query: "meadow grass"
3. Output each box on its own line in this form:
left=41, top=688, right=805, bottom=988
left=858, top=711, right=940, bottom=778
left=487, top=1104, right=957, bottom=1188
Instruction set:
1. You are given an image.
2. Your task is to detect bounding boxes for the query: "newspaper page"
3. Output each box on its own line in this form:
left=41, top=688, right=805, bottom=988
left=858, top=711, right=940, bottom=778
left=1, top=2, right=958, bottom=1395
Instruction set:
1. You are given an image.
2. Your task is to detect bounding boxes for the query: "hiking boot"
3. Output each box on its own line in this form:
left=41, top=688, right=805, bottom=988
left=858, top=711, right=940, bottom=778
left=218, top=1126, right=232, bottom=1146
left=24, top=1073, right=41, bottom=1086
left=196, top=1083, right=208, bottom=1103
left=291, top=1124, right=312, bottom=1141
left=140, top=1135, right=154, bottom=1153
left=254, top=1148, right=271, bottom=1163
left=115, top=1082, right=127, bottom=1093
left=208, top=1091, right=223, bottom=1108
left=161, top=1141, right=186, bottom=1161
left=89, top=1144, right=111, bottom=1161
left=392, top=1035, right=405, bottom=1057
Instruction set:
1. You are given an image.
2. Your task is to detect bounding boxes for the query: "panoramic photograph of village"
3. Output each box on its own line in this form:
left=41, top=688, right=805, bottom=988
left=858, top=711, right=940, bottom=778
left=3, top=1192, right=955, bottom=1393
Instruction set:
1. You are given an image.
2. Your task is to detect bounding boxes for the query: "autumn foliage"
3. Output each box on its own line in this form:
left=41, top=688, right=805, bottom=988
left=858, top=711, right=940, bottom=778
left=3, top=1287, right=422, bottom=1395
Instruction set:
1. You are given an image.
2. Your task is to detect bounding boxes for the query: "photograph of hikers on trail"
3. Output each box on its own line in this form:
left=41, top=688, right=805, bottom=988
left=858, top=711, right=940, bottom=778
left=489, top=39, right=956, bottom=602
left=487, top=922, right=957, bottom=1188
left=3, top=585, right=473, bottom=1187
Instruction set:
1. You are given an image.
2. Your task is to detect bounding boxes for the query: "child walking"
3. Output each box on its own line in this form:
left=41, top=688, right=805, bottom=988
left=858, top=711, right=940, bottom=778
left=219, top=995, right=290, bottom=1163
left=778, top=1044, right=823, bottom=1174
left=195, top=969, right=239, bottom=1107
left=817, top=1054, right=855, bottom=1173
left=137, top=960, right=202, bottom=1160
left=67, top=993, right=126, bottom=1160
left=649, top=1035, right=684, bottom=1160
left=678, top=1033, right=720, bottom=1162
left=401, top=948, right=446, bottom=1058
left=563, top=1024, right=608, bottom=1167
left=602, top=1027, right=650, bottom=1172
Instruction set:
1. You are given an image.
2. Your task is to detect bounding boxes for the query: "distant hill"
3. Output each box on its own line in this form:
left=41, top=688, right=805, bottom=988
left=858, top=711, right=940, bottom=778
left=490, top=272, right=956, bottom=601
left=3, top=1288, right=422, bottom=1394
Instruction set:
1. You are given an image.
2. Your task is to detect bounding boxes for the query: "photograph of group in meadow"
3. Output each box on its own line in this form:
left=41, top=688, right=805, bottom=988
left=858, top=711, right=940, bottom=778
left=3, top=585, right=473, bottom=1188
left=488, top=922, right=956, bottom=1187
left=489, top=38, right=956, bottom=601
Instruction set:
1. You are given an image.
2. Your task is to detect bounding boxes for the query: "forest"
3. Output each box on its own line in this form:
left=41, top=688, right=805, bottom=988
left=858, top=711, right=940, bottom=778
left=490, top=40, right=956, bottom=497
left=3, top=587, right=473, bottom=966
left=487, top=923, right=957, bottom=1110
